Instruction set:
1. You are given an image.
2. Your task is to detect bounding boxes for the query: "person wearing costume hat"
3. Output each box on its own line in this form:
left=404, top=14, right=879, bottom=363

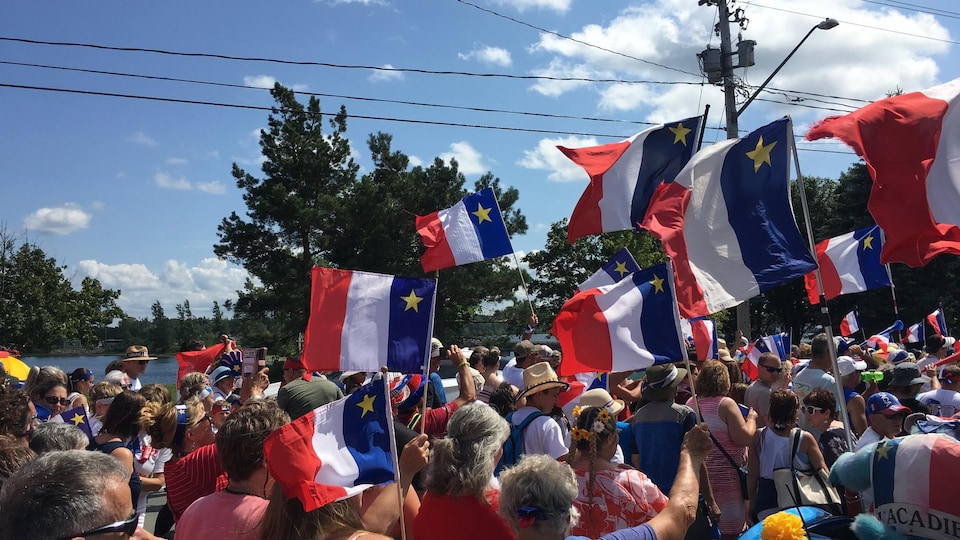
left=121, top=345, right=157, bottom=392
left=281, top=356, right=307, bottom=385
left=511, top=362, right=570, bottom=460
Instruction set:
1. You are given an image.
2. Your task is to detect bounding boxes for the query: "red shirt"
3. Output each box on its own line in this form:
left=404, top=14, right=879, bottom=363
left=413, top=490, right=516, bottom=540
left=164, top=443, right=227, bottom=521
left=399, top=401, right=462, bottom=438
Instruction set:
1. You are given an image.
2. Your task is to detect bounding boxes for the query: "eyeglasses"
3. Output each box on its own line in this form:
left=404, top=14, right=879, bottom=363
left=60, top=511, right=138, bottom=539
left=760, top=365, right=783, bottom=373
left=801, top=405, right=825, bottom=415
left=189, top=414, right=214, bottom=429
left=136, top=360, right=149, bottom=366
left=43, top=396, right=71, bottom=406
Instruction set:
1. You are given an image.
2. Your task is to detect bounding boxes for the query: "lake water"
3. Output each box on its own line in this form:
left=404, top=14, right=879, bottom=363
left=21, top=355, right=183, bottom=386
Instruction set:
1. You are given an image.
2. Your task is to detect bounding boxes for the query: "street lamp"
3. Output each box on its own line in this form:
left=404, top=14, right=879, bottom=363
left=736, top=18, right=839, bottom=117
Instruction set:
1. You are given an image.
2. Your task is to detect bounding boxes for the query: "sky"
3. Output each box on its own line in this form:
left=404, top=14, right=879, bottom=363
left=2, top=0, right=958, bottom=319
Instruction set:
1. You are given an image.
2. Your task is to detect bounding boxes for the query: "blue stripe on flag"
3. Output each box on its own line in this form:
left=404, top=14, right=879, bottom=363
left=633, top=263, right=686, bottom=363
left=871, top=438, right=900, bottom=509
left=855, top=225, right=891, bottom=290
left=464, top=187, right=514, bottom=261
left=721, top=117, right=817, bottom=291
left=602, top=248, right=641, bottom=282
left=630, top=116, right=701, bottom=225
left=342, top=378, right=395, bottom=486
left=387, top=276, right=436, bottom=373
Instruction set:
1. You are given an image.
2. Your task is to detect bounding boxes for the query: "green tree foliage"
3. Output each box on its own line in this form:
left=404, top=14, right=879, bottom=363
left=149, top=300, right=173, bottom=353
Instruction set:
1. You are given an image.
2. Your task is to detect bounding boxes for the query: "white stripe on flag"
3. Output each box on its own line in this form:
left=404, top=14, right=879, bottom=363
left=824, top=231, right=867, bottom=292
left=595, top=281, right=657, bottom=371
left=891, top=436, right=934, bottom=510
left=597, top=129, right=651, bottom=231
left=438, top=200, right=483, bottom=265
left=341, top=272, right=391, bottom=371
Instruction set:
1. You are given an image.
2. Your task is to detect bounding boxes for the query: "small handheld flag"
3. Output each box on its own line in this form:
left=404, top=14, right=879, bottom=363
left=578, top=248, right=640, bottom=292
left=48, top=405, right=94, bottom=444
left=928, top=308, right=948, bottom=338
left=839, top=309, right=861, bottom=337
left=804, top=225, right=890, bottom=304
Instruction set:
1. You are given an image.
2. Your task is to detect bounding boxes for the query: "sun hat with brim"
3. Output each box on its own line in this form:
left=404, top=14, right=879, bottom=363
left=641, top=363, right=688, bottom=401
left=516, top=362, right=569, bottom=402
left=890, top=362, right=931, bottom=387
left=123, top=345, right=157, bottom=361
left=578, top=388, right=625, bottom=416
left=211, top=366, right=235, bottom=385
left=390, top=374, right=426, bottom=410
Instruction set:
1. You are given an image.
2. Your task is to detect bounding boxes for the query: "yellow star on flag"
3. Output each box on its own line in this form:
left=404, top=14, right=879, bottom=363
left=745, top=136, right=777, bottom=173
left=863, top=234, right=874, bottom=250
left=357, top=393, right=376, bottom=418
left=401, top=290, right=424, bottom=312
left=876, top=442, right=893, bottom=460
left=669, top=122, right=692, bottom=146
left=614, top=261, right=629, bottom=277
left=71, top=413, right=84, bottom=426
left=472, top=203, right=492, bottom=224
left=649, top=274, right=665, bottom=293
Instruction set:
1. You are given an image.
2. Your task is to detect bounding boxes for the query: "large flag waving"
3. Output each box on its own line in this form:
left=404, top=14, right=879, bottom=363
left=415, top=187, right=514, bottom=273
left=806, top=78, right=960, bottom=267
left=551, top=262, right=686, bottom=376
left=577, top=248, right=641, bottom=292
left=264, top=377, right=395, bottom=512
left=175, top=343, right=227, bottom=385
left=303, top=268, right=436, bottom=373
left=690, top=318, right=718, bottom=361
left=803, top=225, right=890, bottom=304
left=559, top=116, right=702, bottom=243
left=642, top=117, right=817, bottom=318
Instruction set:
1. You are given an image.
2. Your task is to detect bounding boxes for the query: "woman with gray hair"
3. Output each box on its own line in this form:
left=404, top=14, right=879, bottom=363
left=413, top=402, right=516, bottom=540
left=499, top=424, right=714, bottom=540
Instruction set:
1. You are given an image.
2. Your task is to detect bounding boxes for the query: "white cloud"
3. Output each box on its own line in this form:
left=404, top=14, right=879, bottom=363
left=458, top=45, right=513, bottom=67
left=154, top=172, right=191, bottom=190
left=196, top=181, right=227, bottom=195
left=23, top=204, right=92, bottom=235
left=243, top=75, right=277, bottom=89
left=440, top=142, right=488, bottom=175
left=166, top=157, right=188, bottom=165
left=368, top=64, right=404, bottom=83
left=517, top=136, right=598, bottom=182
left=408, top=155, right=423, bottom=168
left=76, top=258, right=254, bottom=319
left=128, top=131, right=158, bottom=147
left=492, top=0, right=571, bottom=13
left=528, top=59, right=598, bottom=97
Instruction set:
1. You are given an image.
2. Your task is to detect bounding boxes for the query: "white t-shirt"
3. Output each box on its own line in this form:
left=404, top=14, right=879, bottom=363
left=854, top=427, right=883, bottom=451
left=134, top=432, right=173, bottom=526
left=916, top=356, right=938, bottom=392
left=502, top=359, right=525, bottom=389
left=129, top=376, right=142, bottom=392
left=792, top=367, right=838, bottom=432
left=512, top=406, right=568, bottom=459
left=917, top=389, right=960, bottom=417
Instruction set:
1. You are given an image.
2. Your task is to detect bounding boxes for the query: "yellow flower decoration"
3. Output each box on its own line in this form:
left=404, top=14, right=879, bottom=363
left=571, top=427, right=591, bottom=442
left=597, top=409, right=612, bottom=423
left=572, top=406, right=583, bottom=419
left=760, top=512, right=805, bottom=540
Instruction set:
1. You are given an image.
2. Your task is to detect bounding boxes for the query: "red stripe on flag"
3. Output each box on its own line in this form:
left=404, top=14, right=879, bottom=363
left=804, top=237, right=842, bottom=304
left=691, top=321, right=713, bottom=361
left=559, top=140, right=631, bottom=243
left=415, top=211, right=457, bottom=273
left=929, top=436, right=960, bottom=517
left=740, top=359, right=758, bottom=380
left=175, top=343, right=226, bottom=384
left=642, top=180, right=708, bottom=318
left=553, top=291, right=615, bottom=376
left=303, top=268, right=352, bottom=371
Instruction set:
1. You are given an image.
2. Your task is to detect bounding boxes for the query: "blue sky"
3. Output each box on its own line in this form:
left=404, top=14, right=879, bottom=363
left=2, top=0, right=957, bottom=318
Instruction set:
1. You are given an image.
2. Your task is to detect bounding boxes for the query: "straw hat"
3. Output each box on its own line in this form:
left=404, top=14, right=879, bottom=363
left=517, top=362, right=569, bottom=401
left=123, top=345, right=157, bottom=361
left=578, top=388, right=625, bottom=416
left=641, top=363, right=688, bottom=401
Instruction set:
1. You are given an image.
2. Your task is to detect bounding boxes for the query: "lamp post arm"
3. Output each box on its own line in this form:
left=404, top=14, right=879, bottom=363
left=736, top=25, right=818, bottom=118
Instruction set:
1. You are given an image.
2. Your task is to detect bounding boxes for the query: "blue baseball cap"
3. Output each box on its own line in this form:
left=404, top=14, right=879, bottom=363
left=866, top=392, right=910, bottom=416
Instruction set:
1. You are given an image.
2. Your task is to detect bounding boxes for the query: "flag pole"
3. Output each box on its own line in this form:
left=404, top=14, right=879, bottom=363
left=878, top=228, right=902, bottom=342
left=492, top=191, right=535, bottom=316
left=788, top=118, right=856, bottom=452
left=381, top=369, right=408, bottom=540
left=420, top=272, right=440, bottom=435
left=667, top=261, right=703, bottom=419
left=696, top=104, right=711, bottom=151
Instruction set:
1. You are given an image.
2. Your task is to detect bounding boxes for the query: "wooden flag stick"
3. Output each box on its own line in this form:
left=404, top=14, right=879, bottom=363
left=382, top=367, right=407, bottom=540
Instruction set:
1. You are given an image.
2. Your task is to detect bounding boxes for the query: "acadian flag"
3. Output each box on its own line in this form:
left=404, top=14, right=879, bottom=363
left=903, top=321, right=924, bottom=344
left=807, top=78, right=960, bottom=267
left=263, top=377, right=395, bottom=512
left=415, top=187, right=514, bottom=273
left=559, top=372, right=609, bottom=421
left=49, top=405, right=94, bottom=444
left=742, top=334, right=788, bottom=380
left=303, top=268, right=436, bottom=374
left=175, top=343, right=227, bottom=386
left=643, top=117, right=817, bottom=318
left=928, top=308, right=948, bottom=338
left=689, top=318, right=718, bottom=362
left=559, top=116, right=703, bottom=243
left=803, top=225, right=890, bottom=304
left=551, top=262, right=686, bottom=376
left=578, top=248, right=641, bottom=292
left=839, top=308, right=861, bottom=337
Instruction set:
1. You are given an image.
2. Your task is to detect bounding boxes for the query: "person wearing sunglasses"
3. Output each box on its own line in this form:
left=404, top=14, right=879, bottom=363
left=23, top=365, right=69, bottom=422
left=744, top=352, right=785, bottom=428
left=801, top=389, right=853, bottom=469
left=120, top=345, right=158, bottom=392
left=0, top=450, right=163, bottom=539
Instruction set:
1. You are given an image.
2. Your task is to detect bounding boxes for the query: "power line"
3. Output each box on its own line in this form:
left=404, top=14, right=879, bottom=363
left=862, top=0, right=960, bottom=20
left=454, top=0, right=702, bottom=79
left=0, top=36, right=701, bottom=87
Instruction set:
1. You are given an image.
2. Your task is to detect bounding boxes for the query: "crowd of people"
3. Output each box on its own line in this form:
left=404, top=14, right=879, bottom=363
left=0, top=326, right=957, bottom=539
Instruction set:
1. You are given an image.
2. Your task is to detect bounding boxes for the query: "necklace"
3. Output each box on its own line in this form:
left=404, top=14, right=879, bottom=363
left=224, top=484, right=262, bottom=498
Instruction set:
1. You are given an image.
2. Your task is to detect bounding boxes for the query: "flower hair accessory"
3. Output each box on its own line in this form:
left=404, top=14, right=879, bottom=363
left=572, top=405, right=583, bottom=419
left=591, top=419, right=605, bottom=434
left=571, top=427, right=591, bottom=442
left=760, top=511, right=805, bottom=540
left=517, top=506, right=546, bottom=529
left=597, top=408, right=611, bottom=423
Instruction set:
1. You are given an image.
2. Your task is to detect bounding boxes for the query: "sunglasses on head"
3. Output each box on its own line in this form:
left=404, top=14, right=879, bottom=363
left=801, top=405, right=825, bottom=415
left=43, top=396, right=70, bottom=406
left=60, top=511, right=138, bottom=539
left=760, top=364, right=783, bottom=373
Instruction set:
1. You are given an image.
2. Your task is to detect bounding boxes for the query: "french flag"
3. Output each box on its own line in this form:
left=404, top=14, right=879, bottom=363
left=803, top=225, right=890, bottom=304
left=690, top=318, right=718, bottom=362
left=559, top=116, right=702, bottom=243
left=578, top=248, right=641, bottom=292
left=807, top=78, right=960, bottom=267
left=643, top=117, right=817, bottom=318
left=302, top=268, right=436, bottom=374
left=928, top=308, right=948, bottom=337
left=551, top=262, right=686, bottom=376
left=742, top=334, right=788, bottom=380
left=903, top=321, right=924, bottom=344
left=415, top=187, right=514, bottom=273
left=263, top=377, right=395, bottom=512
left=839, top=308, right=861, bottom=337
left=863, top=333, right=891, bottom=354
